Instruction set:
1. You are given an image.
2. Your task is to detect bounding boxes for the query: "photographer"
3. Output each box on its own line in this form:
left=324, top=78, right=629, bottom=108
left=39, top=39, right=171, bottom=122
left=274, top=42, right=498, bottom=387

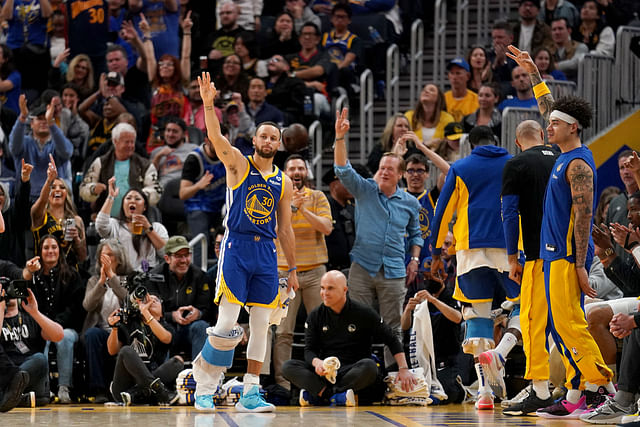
left=106, top=293, right=183, bottom=406
left=82, top=239, right=131, bottom=403
left=1, top=286, right=64, bottom=407
left=148, top=236, right=212, bottom=360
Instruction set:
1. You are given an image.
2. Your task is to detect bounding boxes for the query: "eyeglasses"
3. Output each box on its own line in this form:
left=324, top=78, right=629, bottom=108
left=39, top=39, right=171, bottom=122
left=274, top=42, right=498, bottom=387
left=158, top=61, right=174, bottom=67
left=406, top=169, right=427, bottom=175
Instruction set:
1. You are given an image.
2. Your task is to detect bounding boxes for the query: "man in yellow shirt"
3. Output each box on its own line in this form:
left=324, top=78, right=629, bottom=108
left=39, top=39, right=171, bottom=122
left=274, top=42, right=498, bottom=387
left=274, top=154, right=333, bottom=393
left=444, top=58, right=479, bottom=122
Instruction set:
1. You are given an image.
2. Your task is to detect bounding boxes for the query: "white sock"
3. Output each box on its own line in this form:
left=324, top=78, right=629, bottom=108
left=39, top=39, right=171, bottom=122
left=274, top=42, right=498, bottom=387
left=475, top=363, right=491, bottom=393
left=494, top=332, right=517, bottom=360
left=566, top=389, right=581, bottom=404
left=605, top=381, right=616, bottom=395
left=585, top=382, right=599, bottom=393
left=243, top=373, right=260, bottom=395
left=532, top=380, right=550, bottom=400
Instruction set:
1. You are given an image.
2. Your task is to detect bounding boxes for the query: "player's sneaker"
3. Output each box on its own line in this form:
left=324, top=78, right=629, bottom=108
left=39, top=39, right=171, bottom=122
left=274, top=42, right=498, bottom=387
left=330, top=389, right=356, bottom=407
left=299, top=389, right=320, bottom=407
left=585, top=386, right=612, bottom=409
left=235, top=385, right=275, bottom=413
left=503, top=391, right=554, bottom=416
left=475, top=391, right=494, bottom=410
left=194, top=394, right=216, bottom=411
left=579, top=397, right=635, bottom=424
left=501, top=384, right=532, bottom=408
left=477, top=350, right=506, bottom=399
left=536, top=395, right=587, bottom=419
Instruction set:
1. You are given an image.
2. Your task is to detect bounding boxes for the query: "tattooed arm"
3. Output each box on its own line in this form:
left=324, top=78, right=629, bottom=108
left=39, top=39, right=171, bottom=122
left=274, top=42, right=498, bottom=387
left=506, top=45, right=555, bottom=123
left=567, top=158, right=597, bottom=298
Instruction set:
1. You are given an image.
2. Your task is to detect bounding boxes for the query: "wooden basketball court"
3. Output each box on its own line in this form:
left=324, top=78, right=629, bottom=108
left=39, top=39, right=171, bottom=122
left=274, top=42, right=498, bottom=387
left=2, top=404, right=613, bottom=426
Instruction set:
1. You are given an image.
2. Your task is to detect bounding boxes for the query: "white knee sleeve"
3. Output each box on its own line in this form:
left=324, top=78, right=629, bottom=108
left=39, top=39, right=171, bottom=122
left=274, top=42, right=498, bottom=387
left=213, top=296, right=241, bottom=335
left=246, top=305, right=272, bottom=362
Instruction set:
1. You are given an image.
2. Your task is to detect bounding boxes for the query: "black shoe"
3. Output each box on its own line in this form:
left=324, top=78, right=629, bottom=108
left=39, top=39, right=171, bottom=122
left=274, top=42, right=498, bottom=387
left=121, top=384, right=150, bottom=406
left=18, top=391, right=36, bottom=408
left=0, top=371, right=30, bottom=412
left=585, top=386, right=610, bottom=409
left=503, top=390, right=554, bottom=416
left=149, top=378, right=179, bottom=406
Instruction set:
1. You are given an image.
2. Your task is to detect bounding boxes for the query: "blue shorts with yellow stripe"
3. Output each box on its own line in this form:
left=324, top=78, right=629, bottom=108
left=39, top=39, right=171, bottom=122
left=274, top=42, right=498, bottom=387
left=215, top=231, right=279, bottom=308
left=454, top=267, right=521, bottom=303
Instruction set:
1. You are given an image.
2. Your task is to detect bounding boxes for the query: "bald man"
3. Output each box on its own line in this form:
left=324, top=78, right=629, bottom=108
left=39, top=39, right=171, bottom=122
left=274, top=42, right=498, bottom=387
left=497, top=120, right=559, bottom=415
left=281, top=270, right=415, bottom=406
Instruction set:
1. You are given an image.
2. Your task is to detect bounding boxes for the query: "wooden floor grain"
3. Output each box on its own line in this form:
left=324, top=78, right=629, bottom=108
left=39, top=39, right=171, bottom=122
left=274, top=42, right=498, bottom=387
left=2, top=404, right=613, bottom=426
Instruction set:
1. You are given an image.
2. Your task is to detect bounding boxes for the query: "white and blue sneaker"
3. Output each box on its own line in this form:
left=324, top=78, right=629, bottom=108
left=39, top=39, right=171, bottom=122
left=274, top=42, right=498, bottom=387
left=235, top=385, right=275, bottom=413
left=195, top=394, right=216, bottom=411
left=329, top=389, right=356, bottom=407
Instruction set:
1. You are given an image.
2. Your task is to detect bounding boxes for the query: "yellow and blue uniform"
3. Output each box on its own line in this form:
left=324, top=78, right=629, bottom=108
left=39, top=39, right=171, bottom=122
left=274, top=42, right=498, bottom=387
left=541, top=145, right=612, bottom=389
left=215, top=156, right=284, bottom=308
left=430, top=145, right=518, bottom=303
left=405, top=189, right=437, bottom=264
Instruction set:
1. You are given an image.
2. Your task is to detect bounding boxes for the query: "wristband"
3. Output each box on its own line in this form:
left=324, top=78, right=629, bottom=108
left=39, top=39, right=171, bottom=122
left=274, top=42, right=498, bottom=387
left=335, top=137, right=345, bottom=141
left=204, top=105, right=214, bottom=111
left=183, top=32, right=191, bottom=35
left=533, top=82, right=551, bottom=99
left=410, top=256, right=419, bottom=263
left=144, top=316, right=154, bottom=325
left=399, top=366, right=409, bottom=370
left=287, top=266, right=297, bottom=273
left=146, top=226, right=154, bottom=234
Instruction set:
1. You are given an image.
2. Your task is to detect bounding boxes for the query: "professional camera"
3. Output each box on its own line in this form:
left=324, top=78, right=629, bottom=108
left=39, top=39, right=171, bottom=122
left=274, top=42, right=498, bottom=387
left=0, top=277, right=30, bottom=302
left=114, top=272, right=164, bottom=327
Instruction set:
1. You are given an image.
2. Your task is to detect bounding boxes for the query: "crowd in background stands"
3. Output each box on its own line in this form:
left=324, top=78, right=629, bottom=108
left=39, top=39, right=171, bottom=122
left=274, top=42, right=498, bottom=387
left=0, top=0, right=639, bottom=410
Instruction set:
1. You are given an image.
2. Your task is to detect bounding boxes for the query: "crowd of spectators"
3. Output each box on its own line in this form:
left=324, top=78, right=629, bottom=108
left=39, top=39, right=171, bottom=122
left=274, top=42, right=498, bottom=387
left=0, top=0, right=639, bottom=415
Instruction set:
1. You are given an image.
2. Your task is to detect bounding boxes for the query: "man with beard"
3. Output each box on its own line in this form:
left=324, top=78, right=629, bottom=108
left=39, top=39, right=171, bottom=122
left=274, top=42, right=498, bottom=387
left=192, top=72, right=298, bottom=413
left=273, top=154, right=332, bottom=393
left=265, top=55, right=308, bottom=125
left=151, top=117, right=197, bottom=187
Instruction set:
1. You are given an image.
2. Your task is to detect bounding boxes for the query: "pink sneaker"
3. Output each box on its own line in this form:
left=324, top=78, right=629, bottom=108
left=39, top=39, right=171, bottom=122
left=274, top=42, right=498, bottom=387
left=475, top=392, right=494, bottom=410
left=477, top=350, right=506, bottom=399
left=536, top=395, right=587, bottom=419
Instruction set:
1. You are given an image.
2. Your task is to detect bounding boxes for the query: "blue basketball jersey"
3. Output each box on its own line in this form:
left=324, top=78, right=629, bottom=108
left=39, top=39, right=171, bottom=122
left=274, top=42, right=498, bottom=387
left=405, top=189, right=436, bottom=263
left=540, top=145, right=597, bottom=263
left=224, top=156, right=284, bottom=239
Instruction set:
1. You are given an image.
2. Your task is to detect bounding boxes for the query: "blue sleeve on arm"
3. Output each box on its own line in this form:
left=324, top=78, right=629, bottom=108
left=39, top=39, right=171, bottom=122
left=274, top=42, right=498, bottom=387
left=334, top=161, right=369, bottom=199
left=502, top=194, right=520, bottom=256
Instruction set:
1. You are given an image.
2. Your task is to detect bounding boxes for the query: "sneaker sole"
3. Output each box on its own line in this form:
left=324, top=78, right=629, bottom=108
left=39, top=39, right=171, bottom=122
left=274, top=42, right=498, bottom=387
left=235, top=402, right=275, bottom=413
left=537, top=410, right=586, bottom=420
left=476, top=402, right=495, bottom=410
left=579, top=414, right=626, bottom=424
left=194, top=403, right=216, bottom=412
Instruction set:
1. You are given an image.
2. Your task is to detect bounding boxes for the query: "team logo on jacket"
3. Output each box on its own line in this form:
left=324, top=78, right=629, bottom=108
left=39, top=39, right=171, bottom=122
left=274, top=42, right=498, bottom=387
left=244, top=183, right=274, bottom=225
left=419, top=207, right=431, bottom=238
left=348, top=324, right=356, bottom=333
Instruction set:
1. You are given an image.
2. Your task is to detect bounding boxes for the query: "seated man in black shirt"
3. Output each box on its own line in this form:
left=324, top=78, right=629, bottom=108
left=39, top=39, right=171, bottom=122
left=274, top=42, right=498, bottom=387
left=282, top=270, right=415, bottom=406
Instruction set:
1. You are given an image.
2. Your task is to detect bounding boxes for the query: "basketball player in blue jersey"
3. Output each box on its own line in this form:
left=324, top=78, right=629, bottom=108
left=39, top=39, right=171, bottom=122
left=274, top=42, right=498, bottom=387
left=506, top=46, right=615, bottom=419
left=191, top=72, right=299, bottom=413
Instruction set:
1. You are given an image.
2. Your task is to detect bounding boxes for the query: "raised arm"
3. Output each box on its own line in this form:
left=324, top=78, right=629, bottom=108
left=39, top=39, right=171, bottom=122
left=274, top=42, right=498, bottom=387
left=567, top=158, right=597, bottom=298
left=197, top=72, right=246, bottom=181
left=506, top=45, right=554, bottom=123
left=31, top=155, right=57, bottom=228
left=333, top=108, right=350, bottom=166
left=180, top=11, right=192, bottom=84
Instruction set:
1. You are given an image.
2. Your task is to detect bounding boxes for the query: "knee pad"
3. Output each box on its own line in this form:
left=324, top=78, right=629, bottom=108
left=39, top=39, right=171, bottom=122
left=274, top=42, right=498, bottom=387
left=200, top=325, right=244, bottom=368
left=463, top=318, right=495, bottom=356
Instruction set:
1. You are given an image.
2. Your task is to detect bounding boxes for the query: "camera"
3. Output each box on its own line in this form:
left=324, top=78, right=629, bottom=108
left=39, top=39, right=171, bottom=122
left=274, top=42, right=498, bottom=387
left=114, top=272, right=164, bottom=327
left=0, top=278, right=30, bottom=302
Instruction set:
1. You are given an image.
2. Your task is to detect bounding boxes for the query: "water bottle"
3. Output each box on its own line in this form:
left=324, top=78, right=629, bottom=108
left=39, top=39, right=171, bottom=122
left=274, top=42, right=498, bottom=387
left=303, top=95, right=313, bottom=116
left=368, top=26, right=384, bottom=44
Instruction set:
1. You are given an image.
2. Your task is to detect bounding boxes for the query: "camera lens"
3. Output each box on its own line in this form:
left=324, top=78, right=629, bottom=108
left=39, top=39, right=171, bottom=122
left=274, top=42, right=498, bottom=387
left=133, top=286, right=148, bottom=300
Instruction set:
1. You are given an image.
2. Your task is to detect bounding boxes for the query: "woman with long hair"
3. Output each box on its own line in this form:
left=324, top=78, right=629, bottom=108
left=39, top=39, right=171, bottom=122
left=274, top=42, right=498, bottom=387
left=146, top=13, right=192, bottom=153
left=31, top=158, right=87, bottom=270
left=234, top=31, right=262, bottom=78
left=214, top=53, right=250, bottom=105
left=65, top=54, right=95, bottom=100
left=260, top=11, right=301, bottom=59
left=532, top=47, right=566, bottom=81
left=82, top=239, right=132, bottom=403
left=576, top=0, right=615, bottom=57
left=467, top=46, right=493, bottom=93
left=31, top=234, right=86, bottom=404
left=404, top=83, right=454, bottom=143
left=0, top=43, right=21, bottom=114
left=96, top=177, right=168, bottom=271
left=463, top=83, right=502, bottom=140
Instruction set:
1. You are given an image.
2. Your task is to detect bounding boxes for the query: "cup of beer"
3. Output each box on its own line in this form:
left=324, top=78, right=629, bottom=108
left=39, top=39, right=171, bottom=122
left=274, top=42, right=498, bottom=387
left=132, top=221, right=143, bottom=235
